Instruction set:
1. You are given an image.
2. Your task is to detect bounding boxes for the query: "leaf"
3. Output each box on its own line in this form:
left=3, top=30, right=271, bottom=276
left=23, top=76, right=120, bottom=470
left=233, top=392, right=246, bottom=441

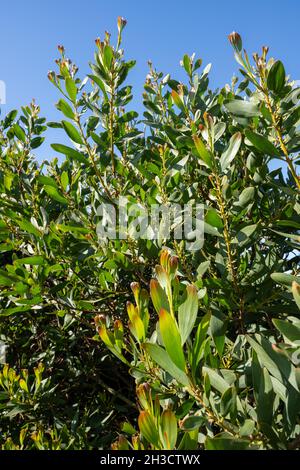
left=128, top=313, right=145, bottom=342
left=247, top=334, right=299, bottom=392
left=220, top=386, right=237, bottom=418
left=31, top=137, right=45, bottom=149
left=62, top=121, right=83, bottom=144
left=272, top=319, right=300, bottom=346
left=37, top=175, right=58, bottom=188
left=143, top=343, right=189, bottom=386
left=202, top=366, right=229, bottom=394
left=0, top=269, right=20, bottom=287
left=15, top=256, right=45, bottom=266
left=3, top=110, right=17, bottom=129
left=159, top=308, right=186, bottom=371
left=138, top=411, right=159, bottom=446
left=51, top=144, right=86, bottom=164
left=178, top=285, right=198, bottom=345
left=193, top=135, right=214, bottom=168
left=240, top=419, right=255, bottom=437
left=205, top=434, right=250, bottom=450
left=118, top=111, right=138, bottom=123
left=204, top=222, right=222, bottom=237
left=220, top=132, right=242, bottom=171
left=236, top=223, right=257, bottom=247
left=17, top=219, right=41, bottom=237
left=271, top=272, right=299, bottom=286
left=191, top=313, right=210, bottom=375
left=61, top=171, right=69, bottom=191
left=103, top=45, right=113, bottom=69
left=56, top=99, right=75, bottom=119
left=171, top=90, right=185, bottom=112
left=225, top=99, right=260, bottom=117
left=180, top=415, right=205, bottom=431
left=205, top=208, right=223, bottom=229
left=65, top=77, right=77, bottom=102
left=13, top=124, right=26, bottom=142
left=267, top=60, right=286, bottom=94
left=237, top=187, right=255, bottom=207
left=182, top=54, right=192, bottom=75
left=177, top=429, right=198, bottom=450
left=88, top=75, right=108, bottom=98
left=210, top=310, right=226, bottom=356
left=44, top=185, right=68, bottom=204
left=252, top=354, right=274, bottom=426
left=161, top=410, right=177, bottom=449
left=197, top=261, right=210, bottom=279
left=245, top=130, right=280, bottom=156
left=214, top=122, right=226, bottom=142
left=150, top=279, right=169, bottom=314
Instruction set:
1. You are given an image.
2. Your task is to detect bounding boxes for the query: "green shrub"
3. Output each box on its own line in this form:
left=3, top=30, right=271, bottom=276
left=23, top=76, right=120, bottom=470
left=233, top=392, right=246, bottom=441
left=0, top=20, right=300, bottom=449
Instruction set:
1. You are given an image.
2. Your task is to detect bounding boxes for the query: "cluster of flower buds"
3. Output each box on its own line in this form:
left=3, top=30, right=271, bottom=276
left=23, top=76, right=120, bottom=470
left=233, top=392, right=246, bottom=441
left=95, top=37, right=104, bottom=51
left=126, top=282, right=149, bottom=343
left=159, top=249, right=178, bottom=277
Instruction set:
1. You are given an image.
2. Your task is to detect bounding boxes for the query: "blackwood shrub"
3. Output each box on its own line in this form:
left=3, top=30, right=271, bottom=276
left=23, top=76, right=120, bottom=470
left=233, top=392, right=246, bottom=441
left=0, top=20, right=300, bottom=449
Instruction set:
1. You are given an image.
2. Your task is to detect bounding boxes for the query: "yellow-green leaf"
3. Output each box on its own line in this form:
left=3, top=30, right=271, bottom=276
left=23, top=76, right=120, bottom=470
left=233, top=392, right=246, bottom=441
left=161, top=410, right=177, bottom=449
left=159, top=308, right=186, bottom=371
left=193, top=135, right=214, bottom=168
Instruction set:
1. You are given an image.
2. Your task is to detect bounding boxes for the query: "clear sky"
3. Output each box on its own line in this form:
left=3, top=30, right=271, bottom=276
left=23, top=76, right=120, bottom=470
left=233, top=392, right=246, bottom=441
left=1, top=0, right=300, bottom=161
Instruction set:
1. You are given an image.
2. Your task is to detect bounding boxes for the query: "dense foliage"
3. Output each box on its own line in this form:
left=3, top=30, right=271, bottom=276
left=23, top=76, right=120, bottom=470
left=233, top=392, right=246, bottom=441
left=0, top=20, right=300, bottom=450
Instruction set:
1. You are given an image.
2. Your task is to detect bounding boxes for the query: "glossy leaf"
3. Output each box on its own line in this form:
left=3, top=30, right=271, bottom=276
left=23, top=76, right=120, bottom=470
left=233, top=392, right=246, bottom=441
left=143, top=343, right=189, bottom=386
left=159, top=308, right=186, bottom=371
left=161, top=410, right=177, bottom=449
left=245, top=130, right=281, bottom=156
left=220, top=132, right=242, bottom=171
left=62, top=121, right=83, bottom=144
left=267, top=61, right=286, bottom=94
left=178, top=285, right=198, bottom=345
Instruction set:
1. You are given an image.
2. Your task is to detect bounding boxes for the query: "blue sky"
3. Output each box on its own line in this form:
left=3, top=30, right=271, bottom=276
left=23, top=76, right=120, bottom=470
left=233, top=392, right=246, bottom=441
left=1, top=0, right=300, bottom=161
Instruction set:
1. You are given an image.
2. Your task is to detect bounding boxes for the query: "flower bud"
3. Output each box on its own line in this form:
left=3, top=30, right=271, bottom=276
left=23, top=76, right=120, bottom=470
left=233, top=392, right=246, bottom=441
left=117, top=16, right=127, bottom=34
left=252, top=52, right=259, bottom=64
left=169, top=256, right=178, bottom=276
left=160, top=249, right=170, bottom=270
left=203, top=111, right=214, bottom=130
left=114, top=319, right=123, bottom=332
left=94, top=314, right=106, bottom=328
left=131, top=282, right=141, bottom=306
left=95, top=37, right=104, bottom=51
left=228, top=31, right=242, bottom=52
left=262, top=46, right=269, bottom=56
left=104, top=31, right=111, bottom=44
left=47, top=71, right=55, bottom=82
left=136, top=383, right=152, bottom=410
left=57, top=44, right=65, bottom=55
